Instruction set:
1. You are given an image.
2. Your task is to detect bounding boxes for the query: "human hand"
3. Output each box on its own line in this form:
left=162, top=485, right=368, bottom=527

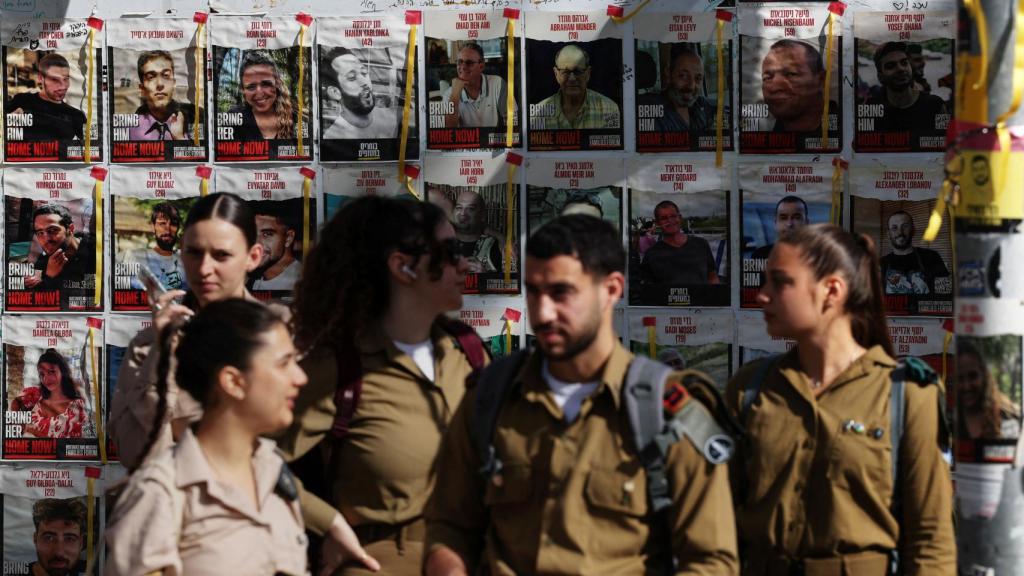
left=319, top=513, right=380, bottom=576
left=151, top=290, right=192, bottom=336
left=169, top=111, right=187, bottom=140
left=45, top=249, right=68, bottom=279
left=24, top=272, right=42, bottom=288
left=450, top=78, right=466, bottom=99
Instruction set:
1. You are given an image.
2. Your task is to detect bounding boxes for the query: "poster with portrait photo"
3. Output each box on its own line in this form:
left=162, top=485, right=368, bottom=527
left=888, top=317, right=949, bottom=375
left=110, top=166, right=203, bottom=311
left=319, top=15, right=418, bottom=161
left=107, top=18, right=208, bottom=163
left=634, top=11, right=733, bottom=153
left=0, top=467, right=103, bottom=575
left=453, top=305, right=521, bottom=358
left=627, top=309, right=733, bottom=389
left=2, top=315, right=103, bottom=461
left=216, top=167, right=316, bottom=302
left=956, top=334, right=1022, bottom=461
left=740, top=161, right=832, bottom=308
left=525, top=12, right=623, bottom=151
left=737, top=311, right=794, bottom=365
left=322, top=163, right=419, bottom=222
left=738, top=4, right=841, bottom=154
left=425, top=10, right=520, bottom=150
left=526, top=156, right=623, bottom=238
left=851, top=161, right=952, bottom=316
left=211, top=17, right=313, bottom=162
left=4, top=168, right=102, bottom=312
left=853, top=11, right=953, bottom=153
left=2, top=18, right=103, bottom=163
left=628, top=158, right=730, bottom=307
left=424, top=153, right=519, bottom=294
left=105, top=314, right=151, bottom=462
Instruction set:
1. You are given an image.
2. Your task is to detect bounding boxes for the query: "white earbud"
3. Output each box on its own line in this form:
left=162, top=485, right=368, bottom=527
left=401, top=264, right=418, bottom=279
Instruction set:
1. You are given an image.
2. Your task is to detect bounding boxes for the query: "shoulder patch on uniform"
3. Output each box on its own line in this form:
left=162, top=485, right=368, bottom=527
left=669, top=400, right=735, bottom=464
left=703, top=434, right=735, bottom=464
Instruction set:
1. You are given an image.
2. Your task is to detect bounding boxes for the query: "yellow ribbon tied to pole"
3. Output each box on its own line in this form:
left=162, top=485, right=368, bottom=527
left=504, top=153, right=523, bottom=287
left=90, top=167, right=107, bottom=308
left=830, top=157, right=847, bottom=225
left=399, top=11, right=421, bottom=196
left=85, top=17, right=104, bottom=164
left=505, top=9, right=519, bottom=148
left=502, top=308, right=521, bottom=355
left=295, top=13, right=313, bottom=157
left=193, top=12, right=209, bottom=147
left=300, top=167, right=316, bottom=259
left=715, top=10, right=732, bottom=167
left=87, top=317, right=105, bottom=463
left=644, top=316, right=657, bottom=359
left=609, top=0, right=653, bottom=24
left=196, top=165, right=212, bottom=197
left=820, top=2, right=845, bottom=150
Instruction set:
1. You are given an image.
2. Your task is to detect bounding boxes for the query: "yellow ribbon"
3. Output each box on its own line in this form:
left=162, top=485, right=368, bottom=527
left=610, top=0, right=653, bottom=24
left=88, top=325, right=105, bottom=463
left=194, top=22, right=205, bottom=146
left=646, top=324, right=657, bottom=359
left=506, top=17, right=516, bottom=148
left=86, top=477, right=96, bottom=568
left=923, top=178, right=953, bottom=241
left=820, top=10, right=837, bottom=148
left=964, top=0, right=988, bottom=92
left=504, top=318, right=514, bottom=355
left=302, top=174, right=311, bottom=259
left=941, top=329, right=953, bottom=391
left=398, top=21, right=419, bottom=195
left=93, top=180, right=103, bottom=307
left=200, top=176, right=209, bottom=197
left=504, top=163, right=517, bottom=285
left=715, top=18, right=726, bottom=167
left=830, top=161, right=844, bottom=225
left=297, top=23, right=308, bottom=156
left=85, top=28, right=95, bottom=164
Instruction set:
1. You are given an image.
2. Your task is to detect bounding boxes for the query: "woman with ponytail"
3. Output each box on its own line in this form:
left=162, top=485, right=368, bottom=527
left=105, top=299, right=309, bottom=575
left=725, top=224, right=955, bottom=575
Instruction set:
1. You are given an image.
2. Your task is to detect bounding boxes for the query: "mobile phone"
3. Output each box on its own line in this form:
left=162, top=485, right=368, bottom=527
left=136, top=265, right=167, bottom=299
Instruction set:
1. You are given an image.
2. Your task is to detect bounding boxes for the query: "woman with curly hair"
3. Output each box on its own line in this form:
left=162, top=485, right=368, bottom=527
left=957, top=340, right=1021, bottom=439
left=278, top=195, right=480, bottom=575
left=230, top=50, right=296, bottom=140
left=11, top=349, right=90, bottom=438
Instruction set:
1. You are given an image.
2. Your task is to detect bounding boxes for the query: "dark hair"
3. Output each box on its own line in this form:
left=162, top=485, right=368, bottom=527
left=654, top=200, right=680, bottom=216
left=33, top=204, right=73, bottom=228
left=184, top=193, right=256, bottom=247
left=36, top=349, right=80, bottom=401
left=32, top=497, right=86, bottom=533
left=873, top=41, right=908, bottom=69
left=151, top=202, right=181, bottom=226
left=136, top=50, right=174, bottom=81
left=251, top=199, right=298, bottom=232
left=906, top=43, right=923, bottom=55
left=138, top=299, right=286, bottom=468
left=38, top=53, right=70, bottom=74
left=460, top=42, right=485, bottom=62
left=777, top=224, right=893, bottom=356
left=291, top=196, right=448, bottom=352
left=769, top=39, right=824, bottom=74
left=956, top=340, right=1016, bottom=439
left=526, top=214, right=624, bottom=277
left=776, top=195, right=808, bottom=219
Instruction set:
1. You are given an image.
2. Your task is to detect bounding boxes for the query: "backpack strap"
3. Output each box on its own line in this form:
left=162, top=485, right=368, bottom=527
left=473, top=349, right=530, bottom=479
left=740, top=354, right=781, bottom=426
left=330, top=342, right=364, bottom=440
left=438, top=316, right=490, bottom=372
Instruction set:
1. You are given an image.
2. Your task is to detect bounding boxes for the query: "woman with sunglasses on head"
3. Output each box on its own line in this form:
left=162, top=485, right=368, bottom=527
left=231, top=50, right=296, bottom=140
left=278, top=195, right=481, bottom=575
left=105, top=299, right=309, bottom=575
left=725, top=224, right=954, bottom=575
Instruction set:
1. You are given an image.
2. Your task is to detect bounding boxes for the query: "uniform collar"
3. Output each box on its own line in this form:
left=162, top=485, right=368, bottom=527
left=778, top=344, right=896, bottom=397
left=519, top=342, right=633, bottom=410
left=357, top=320, right=455, bottom=380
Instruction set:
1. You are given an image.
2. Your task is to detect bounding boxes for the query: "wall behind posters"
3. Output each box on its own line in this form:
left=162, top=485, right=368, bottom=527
left=0, top=0, right=961, bottom=570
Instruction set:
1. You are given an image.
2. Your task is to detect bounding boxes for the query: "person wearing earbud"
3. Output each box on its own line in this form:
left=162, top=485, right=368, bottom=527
left=278, top=195, right=487, bottom=575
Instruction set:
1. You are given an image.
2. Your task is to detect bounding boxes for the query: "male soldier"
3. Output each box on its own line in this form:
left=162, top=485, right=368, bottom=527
left=250, top=202, right=302, bottom=291
left=531, top=44, right=621, bottom=130
left=880, top=210, right=950, bottom=295
left=29, top=498, right=87, bottom=576
left=453, top=189, right=505, bottom=274
left=127, top=202, right=187, bottom=291
left=424, top=215, right=738, bottom=575
left=761, top=40, right=831, bottom=133
left=6, top=53, right=86, bottom=141
left=441, top=42, right=514, bottom=129
left=322, top=48, right=398, bottom=139
left=653, top=50, right=718, bottom=133
left=128, top=50, right=202, bottom=141
left=750, top=195, right=808, bottom=260
left=24, top=204, right=96, bottom=295
left=640, top=200, right=719, bottom=286
left=864, top=42, right=946, bottom=132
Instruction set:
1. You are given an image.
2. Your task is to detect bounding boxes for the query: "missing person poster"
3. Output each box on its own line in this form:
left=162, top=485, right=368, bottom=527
left=4, top=168, right=102, bottom=312
left=216, top=167, right=316, bottom=301
left=739, top=4, right=841, bottom=154
left=424, top=153, right=519, bottom=294
left=110, top=166, right=203, bottom=311
left=426, top=10, right=520, bottom=150
left=3, top=315, right=103, bottom=460
left=956, top=334, right=1022, bottom=457
left=319, top=15, right=418, bottom=161
left=1, top=466, right=103, bottom=575
left=525, top=11, right=623, bottom=151
left=851, top=161, right=952, bottom=316
left=628, top=158, right=730, bottom=307
left=853, top=11, right=953, bottom=152
left=627, top=309, right=732, bottom=388
left=887, top=317, right=948, bottom=373
left=105, top=314, right=151, bottom=462
left=211, top=16, right=313, bottom=162
left=453, top=305, right=521, bottom=358
left=322, top=164, right=417, bottom=221
left=738, top=312, right=794, bottom=365
left=634, top=11, right=733, bottom=153
left=107, top=18, right=208, bottom=163
left=740, top=161, right=832, bottom=308
left=2, top=18, right=103, bottom=163
left=526, top=157, right=623, bottom=237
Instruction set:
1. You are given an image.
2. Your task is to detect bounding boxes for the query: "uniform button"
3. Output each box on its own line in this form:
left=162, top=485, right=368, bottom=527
left=872, top=427, right=885, bottom=439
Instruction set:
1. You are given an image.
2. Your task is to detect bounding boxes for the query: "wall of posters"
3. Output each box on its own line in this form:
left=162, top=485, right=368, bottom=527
left=453, top=305, right=521, bottom=358
left=525, top=156, right=622, bottom=237
left=737, top=312, right=794, bottom=364
left=626, top=309, right=732, bottom=387
left=321, top=163, right=417, bottom=221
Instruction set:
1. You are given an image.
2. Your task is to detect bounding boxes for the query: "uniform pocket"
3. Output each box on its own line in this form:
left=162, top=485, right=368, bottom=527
left=827, top=427, right=893, bottom=499
left=483, top=463, right=532, bottom=506
left=584, top=466, right=648, bottom=517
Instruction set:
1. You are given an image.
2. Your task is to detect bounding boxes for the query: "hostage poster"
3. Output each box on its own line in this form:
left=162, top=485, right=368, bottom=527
left=3, top=315, right=103, bottom=461
left=110, top=166, right=204, bottom=311
left=319, top=14, right=418, bottom=161
left=107, top=18, right=208, bottom=163
left=425, top=153, right=519, bottom=294
left=853, top=10, right=953, bottom=153
left=2, top=18, right=103, bottom=163
left=628, top=158, right=730, bottom=307
left=105, top=314, right=151, bottom=461
left=740, top=161, right=833, bottom=308
left=525, top=11, right=623, bottom=151
left=453, top=305, right=521, bottom=358
left=526, top=156, right=622, bottom=237
left=739, top=3, right=841, bottom=154
left=627, top=309, right=732, bottom=388
left=322, top=164, right=418, bottom=221
left=211, top=16, right=313, bottom=162
left=737, top=312, right=794, bottom=365
left=216, top=167, right=316, bottom=301
left=851, top=161, right=952, bottom=316
left=634, top=10, right=733, bottom=153
left=4, top=168, right=102, bottom=312
left=426, top=10, right=520, bottom=150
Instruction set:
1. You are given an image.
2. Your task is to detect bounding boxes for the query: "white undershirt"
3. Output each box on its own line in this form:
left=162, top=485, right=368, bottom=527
left=393, top=338, right=435, bottom=382
left=542, top=360, right=599, bottom=423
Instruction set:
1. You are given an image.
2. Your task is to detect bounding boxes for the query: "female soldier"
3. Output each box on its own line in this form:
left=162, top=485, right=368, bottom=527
left=105, top=299, right=309, bottom=575
left=727, top=224, right=954, bottom=575
left=279, top=195, right=478, bottom=575
left=957, top=340, right=1021, bottom=439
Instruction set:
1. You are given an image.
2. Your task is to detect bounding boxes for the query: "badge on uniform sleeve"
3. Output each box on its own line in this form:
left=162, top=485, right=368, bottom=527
left=703, top=435, right=735, bottom=464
